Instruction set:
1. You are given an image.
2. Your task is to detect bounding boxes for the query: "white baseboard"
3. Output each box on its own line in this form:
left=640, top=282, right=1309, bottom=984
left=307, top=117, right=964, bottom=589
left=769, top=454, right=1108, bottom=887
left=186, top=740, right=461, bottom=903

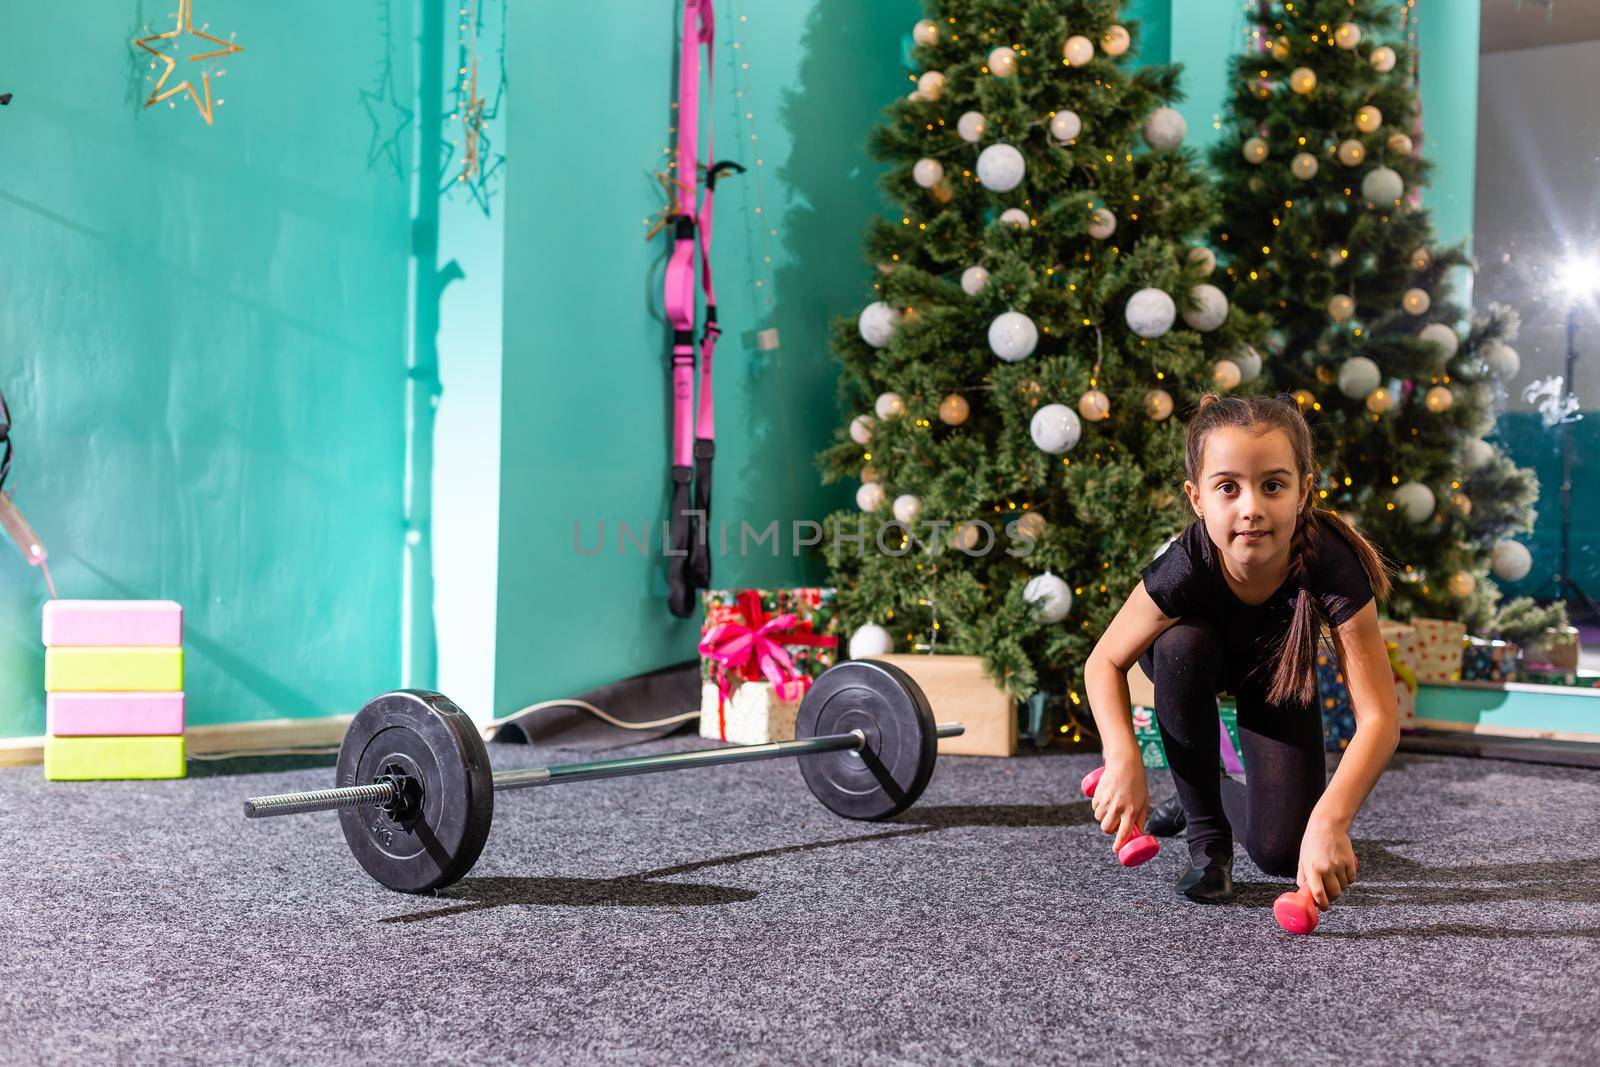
left=0, top=714, right=355, bottom=768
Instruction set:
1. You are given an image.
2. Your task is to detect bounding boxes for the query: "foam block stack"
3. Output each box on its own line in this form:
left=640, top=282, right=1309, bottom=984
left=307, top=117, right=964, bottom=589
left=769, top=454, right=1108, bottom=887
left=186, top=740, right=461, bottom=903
left=42, top=600, right=186, bottom=780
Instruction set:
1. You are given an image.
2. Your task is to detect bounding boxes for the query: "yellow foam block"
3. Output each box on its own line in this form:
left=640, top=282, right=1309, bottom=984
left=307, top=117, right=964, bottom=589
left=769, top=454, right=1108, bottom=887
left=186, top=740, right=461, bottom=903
left=44, top=736, right=186, bottom=780
left=44, top=646, right=184, bottom=692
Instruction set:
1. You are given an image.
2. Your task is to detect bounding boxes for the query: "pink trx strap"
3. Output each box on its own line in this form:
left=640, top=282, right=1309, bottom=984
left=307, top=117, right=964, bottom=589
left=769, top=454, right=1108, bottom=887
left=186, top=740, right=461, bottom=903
left=665, top=0, right=742, bottom=618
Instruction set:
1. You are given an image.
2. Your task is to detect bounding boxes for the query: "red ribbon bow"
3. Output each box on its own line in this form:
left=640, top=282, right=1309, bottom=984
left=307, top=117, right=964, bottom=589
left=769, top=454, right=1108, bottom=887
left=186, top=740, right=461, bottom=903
left=698, top=591, right=837, bottom=739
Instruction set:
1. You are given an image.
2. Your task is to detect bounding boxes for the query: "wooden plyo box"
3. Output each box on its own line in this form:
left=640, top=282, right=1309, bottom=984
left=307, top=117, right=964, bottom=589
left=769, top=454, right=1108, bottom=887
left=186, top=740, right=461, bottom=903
left=875, top=654, right=1016, bottom=757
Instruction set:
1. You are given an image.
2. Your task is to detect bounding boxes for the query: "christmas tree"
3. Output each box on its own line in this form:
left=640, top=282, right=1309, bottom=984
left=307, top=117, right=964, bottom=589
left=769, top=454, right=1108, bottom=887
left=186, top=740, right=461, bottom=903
left=1207, top=0, right=1565, bottom=643
left=817, top=1, right=1267, bottom=711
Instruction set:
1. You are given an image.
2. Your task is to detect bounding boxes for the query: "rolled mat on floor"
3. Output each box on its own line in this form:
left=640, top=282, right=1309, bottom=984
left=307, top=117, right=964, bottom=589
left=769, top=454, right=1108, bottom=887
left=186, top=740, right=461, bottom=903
left=489, top=660, right=701, bottom=751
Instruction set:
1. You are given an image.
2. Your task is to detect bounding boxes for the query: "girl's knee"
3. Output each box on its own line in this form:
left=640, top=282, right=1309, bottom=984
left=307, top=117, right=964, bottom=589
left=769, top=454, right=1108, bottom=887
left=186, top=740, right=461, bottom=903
left=1246, top=838, right=1300, bottom=878
left=1150, top=617, right=1226, bottom=674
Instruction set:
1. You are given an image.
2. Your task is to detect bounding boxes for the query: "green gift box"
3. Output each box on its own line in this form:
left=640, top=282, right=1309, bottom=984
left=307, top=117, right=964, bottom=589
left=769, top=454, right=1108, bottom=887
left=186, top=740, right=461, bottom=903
left=1131, top=701, right=1240, bottom=771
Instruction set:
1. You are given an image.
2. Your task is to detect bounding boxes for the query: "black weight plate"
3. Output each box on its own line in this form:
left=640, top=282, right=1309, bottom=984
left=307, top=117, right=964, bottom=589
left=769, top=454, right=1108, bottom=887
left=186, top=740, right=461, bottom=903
left=795, top=660, right=937, bottom=820
left=336, top=690, right=494, bottom=893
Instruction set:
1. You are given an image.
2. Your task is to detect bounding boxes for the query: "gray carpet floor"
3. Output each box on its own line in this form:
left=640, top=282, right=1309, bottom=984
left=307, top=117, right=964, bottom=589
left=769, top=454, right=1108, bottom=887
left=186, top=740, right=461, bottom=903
left=2, top=737, right=1597, bottom=1065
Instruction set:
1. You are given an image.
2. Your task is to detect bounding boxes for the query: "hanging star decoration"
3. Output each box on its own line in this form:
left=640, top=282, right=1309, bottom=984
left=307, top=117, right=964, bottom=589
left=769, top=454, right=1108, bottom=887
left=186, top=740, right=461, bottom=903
left=360, top=2, right=413, bottom=181
left=458, top=57, right=486, bottom=184
left=133, top=0, right=243, bottom=126
left=439, top=0, right=507, bottom=215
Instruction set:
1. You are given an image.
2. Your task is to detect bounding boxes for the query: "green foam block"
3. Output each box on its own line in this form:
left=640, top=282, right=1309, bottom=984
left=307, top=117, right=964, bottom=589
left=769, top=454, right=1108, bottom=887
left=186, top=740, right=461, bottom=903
left=44, top=646, right=184, bottom=692
left=44, top=736, right=187, bottom=780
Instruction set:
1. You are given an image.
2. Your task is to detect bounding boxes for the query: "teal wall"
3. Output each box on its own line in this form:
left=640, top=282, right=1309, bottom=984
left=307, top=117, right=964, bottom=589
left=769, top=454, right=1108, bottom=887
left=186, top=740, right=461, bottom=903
left=0, top=3, right=414, bottom=738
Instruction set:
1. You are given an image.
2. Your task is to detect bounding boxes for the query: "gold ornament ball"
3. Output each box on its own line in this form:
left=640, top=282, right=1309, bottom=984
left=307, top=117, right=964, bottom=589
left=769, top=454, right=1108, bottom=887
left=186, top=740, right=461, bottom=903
left=1452, top=492, right=1473, bottom=517
left=860, top=465, right=881, bottom=484
left=987, top=46, right=1018, bottom=77
left=1370, top=45, right=1397, bottom=73
left=1293, top=389, right=1317, bottom=410
left=939, top=393, right=970, bottom=425
left=1142, top=388, right=1174, bottom=421
left=1335, top=22, right=1363, bottom=50
left=1403, top=287, right=1432, bottom=315
left=1213, top=359, right=1242, bottom=391
left=1366, top=387, right=1392, bottom=414
left=1243, top=137, right=1269, bottom=165
left=1101, top=24, right=1131, bottom=57
left=913, top=18, right=939, bottom=47
left=1291, top=152, right=1320, bottom=180
left=1425, top=384, right=1454, bottom=413
left=953, top=522, right=983, bottom=551
left=1328, top=294, right=1356, bottom=322
left=1018, top=379, right=1043, bottom=406
left=1447, top=571, right=1477, bottom=599
left=917, top=70, right=946, bottom=101
left=1388, top=132, right=1414, bottom=156
left=1337, top=139, right=1366, bottom=166
left=1290, top=67, right=1318, bottom=95
left=931, top=180, right=954, bottom=205
left=1315, top=363, right=1336, bottom=385
left=1410, top=247, right=1432, bottom=271
left=1356, top=105, right=1383, bottom=134
left=1271, top=37, right=1291, bottom=60
left=1078, top=388, right=1111, bottom=421
left=1014, top=511, right=1047, bottom=540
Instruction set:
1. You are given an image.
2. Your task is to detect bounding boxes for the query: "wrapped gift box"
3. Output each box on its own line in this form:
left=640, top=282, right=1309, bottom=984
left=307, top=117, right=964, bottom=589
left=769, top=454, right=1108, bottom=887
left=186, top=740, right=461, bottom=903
left=1318, top=636, right=1419, bottom=745
left=876, top=653, right=1015, bottom=757
left=698, top=587, right=839, bottom=743
left=1130, top=701, right=1240, bottom=771
left=1462, top=636, right=1520, bottom=683
left=1379, top=619, right=1420, bottom=726
left=1409, top=617, right=1466, bottom=682
left=1523, top=626, right=1580, bottom=672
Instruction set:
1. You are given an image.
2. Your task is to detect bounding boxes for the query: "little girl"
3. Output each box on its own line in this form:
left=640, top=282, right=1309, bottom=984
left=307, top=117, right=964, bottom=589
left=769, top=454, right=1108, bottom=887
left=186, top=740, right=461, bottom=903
left=1084, top=393, right=1399, bottom=912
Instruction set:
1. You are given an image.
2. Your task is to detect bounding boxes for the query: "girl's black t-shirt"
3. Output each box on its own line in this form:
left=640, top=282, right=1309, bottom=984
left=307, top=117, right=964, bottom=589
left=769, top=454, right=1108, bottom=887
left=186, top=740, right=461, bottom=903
left=1139, top=512, right=1374, bottom=693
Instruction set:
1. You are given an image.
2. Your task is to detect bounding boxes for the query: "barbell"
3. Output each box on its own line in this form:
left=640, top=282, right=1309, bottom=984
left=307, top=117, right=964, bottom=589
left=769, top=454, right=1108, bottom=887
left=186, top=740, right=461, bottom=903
left=243, top=659, right=964, bottom=893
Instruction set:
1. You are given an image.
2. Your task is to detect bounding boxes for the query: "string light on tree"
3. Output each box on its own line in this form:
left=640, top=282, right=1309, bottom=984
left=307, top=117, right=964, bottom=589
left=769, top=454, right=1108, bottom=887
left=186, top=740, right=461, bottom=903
left=1292, top=389, right=1317, bottom=410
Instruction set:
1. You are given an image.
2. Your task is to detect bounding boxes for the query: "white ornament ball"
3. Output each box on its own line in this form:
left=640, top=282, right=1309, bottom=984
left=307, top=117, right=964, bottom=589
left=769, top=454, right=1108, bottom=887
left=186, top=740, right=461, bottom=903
left=1030, top=403, right=1082, bottom=454
left=1189, top=247, right=1217, bottom=275
left=1395, top=481, right=1436, bottom=523
left=1411, top=247, right=1433, bottom=271
left=1143, top=389, right=1175, bottom=421
left=1483, top=340, right=1521, bottom=380
left=858, top=301, right=902, bottom=347
left=1079, top=389, right=1111, bottom=421
left=988, top=311, right=1039, bottom=362
left=1102, top=25, right=1131, bottom=56
left=1243, top=136, right=1269, bottom=164
left=875, top=391, right=906, bottom=420
left=976, top=143, right=1026, bottom=192
left=848, top=623, right=894, bottom=659
left=1233, top=344, right=1263, bottom=381
left=917, top=70, right=946, bottom=100
left=1362, top=166, right=1403, bottom=204
left=1290, top=67, right=1318, bottom=95
left=1126, top=288, right=1177, bottom=338
left=1335, top=22, right=1362, bottom=50
left=1464, top=438, right=1495, bottom=469
left=1492, top=540, right=1533, bottom=582
left=912, top=158, right=944, bottom=189
left=1425, top=385, right=1454, bottom=413
left=988, top=46, right=1018, bottom=77
left=960, top=265, right=991, bottom=295
left=1338, top=139, right=1366, bottom=167
left=1213, top=359, right=1242, bottom=391
left=856, top=481, right=887, bottom=513
left=1338, top=356, right=1382, bottom=398
left=907, top=90, right=925, bottom=103
left=957, top=111, right=987, bottom=144
left=913, top=18, right=939, bottom=47
left=1356, top=105, right=1384, bottom=133
left=1063, top=35, right=1095, bottom=67
left=1049, top=109, right=1082, bottom=144
left=1142, top=107, right=1188, bottom=151
left=1403, top=288, right=1431, bottom=316
left=849, top=414, right=876, bottom=445
left=1371, top=46, right=1397, bottom=73
left=999, top=208, right=1031, bottom=229
left=1448, top=572, right=1477, bottom=599
left=1328, top=294, right=1356, bottom=322
left=1419, top=323, right=1460, bottom=362
left=892, top=493, right=923, bottom=525
left=1292, top=152, right=1320, bottom=180
left=1087, top=207, right=1117, bottom=240
left=1183, top=284, right=1230, bottom=332
left=1024, top=571, right=1073, bottom=623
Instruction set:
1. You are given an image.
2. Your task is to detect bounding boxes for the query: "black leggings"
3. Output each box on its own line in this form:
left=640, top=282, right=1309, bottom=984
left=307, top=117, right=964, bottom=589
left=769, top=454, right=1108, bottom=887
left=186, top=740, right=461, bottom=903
left=1137, top=617, right=1326, bottom=876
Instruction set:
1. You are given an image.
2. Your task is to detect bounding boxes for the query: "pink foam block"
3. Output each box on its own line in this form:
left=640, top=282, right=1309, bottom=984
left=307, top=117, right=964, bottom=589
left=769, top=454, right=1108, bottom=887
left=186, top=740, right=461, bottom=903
left=47, top=692, right=187, bottom=736
left=42, top=600, right=183, bottom=647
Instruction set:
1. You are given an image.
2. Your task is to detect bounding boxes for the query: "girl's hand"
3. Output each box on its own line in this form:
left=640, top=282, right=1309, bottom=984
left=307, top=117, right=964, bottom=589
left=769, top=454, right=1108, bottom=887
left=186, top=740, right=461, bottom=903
left=1297, top=817, right=1358, bottom=909
left=1090, top=754, right=1150, bottom=853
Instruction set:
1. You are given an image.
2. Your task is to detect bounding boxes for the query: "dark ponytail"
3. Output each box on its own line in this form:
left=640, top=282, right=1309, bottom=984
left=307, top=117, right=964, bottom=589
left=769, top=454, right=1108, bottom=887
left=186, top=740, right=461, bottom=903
left=1184, top=393, right=1393, bottom=708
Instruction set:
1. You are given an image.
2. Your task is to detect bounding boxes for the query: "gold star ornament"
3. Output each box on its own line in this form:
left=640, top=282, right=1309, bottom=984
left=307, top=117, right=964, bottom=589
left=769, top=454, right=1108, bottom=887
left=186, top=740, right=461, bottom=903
left=134, top=1, right=243, bottom=125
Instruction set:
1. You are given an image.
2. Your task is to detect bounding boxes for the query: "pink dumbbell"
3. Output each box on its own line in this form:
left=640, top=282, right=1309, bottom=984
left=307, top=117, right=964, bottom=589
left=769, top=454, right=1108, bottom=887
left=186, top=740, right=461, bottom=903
left=1273, top=887, right=1320, bottom=935
left=1080, top=765, right=1161, bottom=867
